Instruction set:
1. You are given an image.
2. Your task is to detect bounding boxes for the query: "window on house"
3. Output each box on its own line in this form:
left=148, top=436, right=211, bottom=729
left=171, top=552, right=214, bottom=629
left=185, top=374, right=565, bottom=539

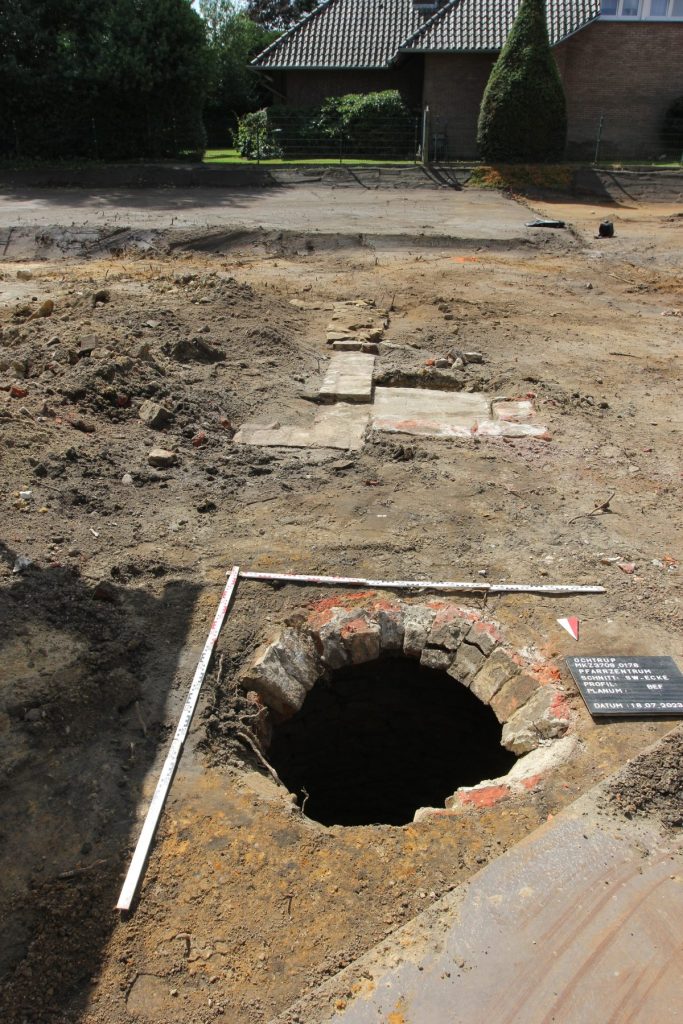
left=601, top=0, right=683, bottom=14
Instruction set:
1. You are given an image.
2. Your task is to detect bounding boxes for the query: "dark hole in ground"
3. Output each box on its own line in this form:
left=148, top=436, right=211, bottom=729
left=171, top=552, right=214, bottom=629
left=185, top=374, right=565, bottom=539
left=267, top=659, right=517, bottom=827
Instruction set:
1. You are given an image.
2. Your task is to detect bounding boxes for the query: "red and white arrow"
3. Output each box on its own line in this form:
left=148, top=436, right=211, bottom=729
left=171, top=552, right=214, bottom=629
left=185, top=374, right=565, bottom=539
left=557, top=616, right=580, bottom=641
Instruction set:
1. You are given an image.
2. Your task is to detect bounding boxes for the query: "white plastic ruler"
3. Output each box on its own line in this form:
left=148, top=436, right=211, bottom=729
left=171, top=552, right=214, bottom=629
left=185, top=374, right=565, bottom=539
left=116, top=565, right=240, bottom=912
left=239, top=570, right=605, bottom=596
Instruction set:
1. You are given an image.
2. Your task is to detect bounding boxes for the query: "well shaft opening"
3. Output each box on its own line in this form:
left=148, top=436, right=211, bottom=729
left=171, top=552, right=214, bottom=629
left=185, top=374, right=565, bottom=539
left=268, top=658, right=517, bottom=827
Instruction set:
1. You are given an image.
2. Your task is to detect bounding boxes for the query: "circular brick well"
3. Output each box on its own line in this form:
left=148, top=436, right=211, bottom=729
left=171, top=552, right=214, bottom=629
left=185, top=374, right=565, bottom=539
left=239, top=594, right=573, bottom=825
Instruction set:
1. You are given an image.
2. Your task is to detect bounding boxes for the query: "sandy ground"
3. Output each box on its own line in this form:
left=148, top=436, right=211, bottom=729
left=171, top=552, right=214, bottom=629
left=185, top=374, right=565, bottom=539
left=0, top=182, right=681, bottom=1024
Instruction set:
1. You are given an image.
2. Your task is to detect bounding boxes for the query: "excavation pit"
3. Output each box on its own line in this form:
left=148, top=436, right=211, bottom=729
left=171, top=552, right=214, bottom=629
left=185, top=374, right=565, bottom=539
left=267, top=659, right=517, bottom=827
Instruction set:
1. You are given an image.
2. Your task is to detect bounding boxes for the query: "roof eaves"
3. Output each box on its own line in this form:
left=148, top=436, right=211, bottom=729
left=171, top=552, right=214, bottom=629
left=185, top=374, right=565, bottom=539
left=250, top=0, right=338, bottom=67
left=253, top=63, right=393, bottom=70
left=551, top=10, right=602, bottom=46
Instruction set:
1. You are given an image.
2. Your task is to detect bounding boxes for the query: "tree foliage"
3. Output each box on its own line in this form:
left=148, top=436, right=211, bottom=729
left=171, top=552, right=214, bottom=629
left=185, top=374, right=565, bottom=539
left=246, top=0, right=317, bottom=31
left=0, top=0, right=209, bottom=160
left=476, top=0, right=567, bottom=163
left=197, top=0, right=277, bottom=145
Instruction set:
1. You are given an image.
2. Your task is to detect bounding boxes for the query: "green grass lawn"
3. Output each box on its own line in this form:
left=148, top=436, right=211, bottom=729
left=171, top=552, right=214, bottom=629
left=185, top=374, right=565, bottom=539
left=203, top=148, right=419, bottom=166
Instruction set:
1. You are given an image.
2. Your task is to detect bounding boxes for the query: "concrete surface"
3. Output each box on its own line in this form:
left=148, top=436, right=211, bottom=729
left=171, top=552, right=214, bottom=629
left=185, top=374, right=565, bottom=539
left=273, top=762, right=683, bottom=1024
left=234, top=402, right=369, bottom=450
left=0, top=186, right=533, bottom=240
left=318, top=353, right=375, bottom=404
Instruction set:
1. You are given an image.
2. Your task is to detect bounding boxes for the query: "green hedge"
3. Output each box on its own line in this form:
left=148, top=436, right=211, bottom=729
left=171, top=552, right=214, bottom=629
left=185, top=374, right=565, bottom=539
left=236, top=91, right=414, bottom=159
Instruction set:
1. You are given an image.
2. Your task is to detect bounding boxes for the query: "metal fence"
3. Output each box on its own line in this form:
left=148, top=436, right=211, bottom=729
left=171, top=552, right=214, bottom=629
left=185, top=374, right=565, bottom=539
left=240, top=109, right=423, bottom=164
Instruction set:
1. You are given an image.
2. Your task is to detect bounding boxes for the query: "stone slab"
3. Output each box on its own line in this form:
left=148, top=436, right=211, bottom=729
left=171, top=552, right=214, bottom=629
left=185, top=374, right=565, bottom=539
left=318, top=353, right=375, bottom=404
left=234, top=403, right=369, bottom=451
left=271, top=736, right=683, bottom=1024
left=371, top=387, right=491, bottom=439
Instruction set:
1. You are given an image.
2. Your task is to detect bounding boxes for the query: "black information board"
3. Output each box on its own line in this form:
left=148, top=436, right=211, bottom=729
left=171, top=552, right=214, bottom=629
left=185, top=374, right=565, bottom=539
left=567, top=656, right=683, bottom=717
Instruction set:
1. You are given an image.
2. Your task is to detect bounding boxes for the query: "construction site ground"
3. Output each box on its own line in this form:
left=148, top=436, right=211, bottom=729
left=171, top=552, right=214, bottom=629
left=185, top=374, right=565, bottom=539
left=0, top=173, right=681, bottom=1024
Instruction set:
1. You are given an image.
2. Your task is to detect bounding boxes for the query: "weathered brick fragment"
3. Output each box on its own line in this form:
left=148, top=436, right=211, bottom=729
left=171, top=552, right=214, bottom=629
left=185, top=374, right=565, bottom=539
left=467, top=620, right=501, bottom=657
left=469, top=647, right=520, bottom=705
left=273, top=628, right=321, bottom=692
left=427, top=606, right=472, bottom=650
left=420, top=647, right=453, bottom=672
left=374, top=602, right=405, bottom=652
left=501, top=686, right=570, bottom=754
left=340, top=615, right=382, bottom=664
left=490, top=672, right=539, bottom=723
left=403, top=605, right=436, bottom=657
left=241, top=642, right=307, bottom=717
left=448, top=641, right=486, bottom=685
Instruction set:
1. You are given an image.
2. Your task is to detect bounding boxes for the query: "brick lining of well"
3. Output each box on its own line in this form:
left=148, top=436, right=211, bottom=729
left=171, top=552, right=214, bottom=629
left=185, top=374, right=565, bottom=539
left=239, top=593, right=574, bottom=815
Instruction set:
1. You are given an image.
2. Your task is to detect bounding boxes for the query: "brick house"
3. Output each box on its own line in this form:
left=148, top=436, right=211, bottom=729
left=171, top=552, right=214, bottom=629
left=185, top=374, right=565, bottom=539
left=252, top=0, right=683, bottom=159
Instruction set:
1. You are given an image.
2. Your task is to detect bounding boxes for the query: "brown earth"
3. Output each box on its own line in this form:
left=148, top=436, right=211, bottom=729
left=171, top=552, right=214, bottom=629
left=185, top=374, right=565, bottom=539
left=0, top=190, right=681, bottom=1024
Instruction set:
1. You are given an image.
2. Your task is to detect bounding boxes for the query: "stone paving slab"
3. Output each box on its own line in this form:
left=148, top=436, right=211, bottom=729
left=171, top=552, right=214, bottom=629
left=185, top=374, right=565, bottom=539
left=318, top=353, right=375, bottom=404
left=325, top=300, right=387, bottom=347
left=234, top=403, right=368, bottom=450
left=271, top=741, right=683, bottom=1024
left=371, top=387, right=491, bottom=438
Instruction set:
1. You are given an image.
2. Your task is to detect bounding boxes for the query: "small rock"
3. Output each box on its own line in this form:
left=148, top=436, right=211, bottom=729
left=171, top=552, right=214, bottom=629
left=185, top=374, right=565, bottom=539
left=139, top=399, right=171, bottom=429
left=93, top=580, right=119, bottom=603
left=617, top=561, right=636, bottom=574
left=78, top=335, right=99, bottom=357
left=16, top=269, right=33, bottom=281
left=66, top=415, right=95, bottom=434
left=9, top=384, right=28, bottom=398
left=148, top=447, right=177, bottom=468
left=134, top=342, right=155, bottom=362
left=92, top=289, right=110, bottom=304
left=434, top=358, right=450, bottom=368
left=197, top=499, right=217, bottom=513
left=29, top=299, right=54, bottom=321
left=462, top=351, right=484, bottom=364
left=121, top=473, right=134, bottom=486
left=192, top=431, right=208, bottom=448
left=453, top=357, right=465, bottom=370
left=170, top=337, right=225, bottom=363
left=25, top=707, right=43, bottom=722
left=12, top=555, right=32, bottom=574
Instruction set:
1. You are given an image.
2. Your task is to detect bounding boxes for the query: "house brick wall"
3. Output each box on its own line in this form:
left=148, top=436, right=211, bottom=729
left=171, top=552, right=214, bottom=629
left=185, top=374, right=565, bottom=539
left=556, top=22, right=683, bottom=159
left=284, top=61, right=423, bottom=109
left=423, top=21, right=683, bottom=159
left=422, top=54, right=494, bottom=159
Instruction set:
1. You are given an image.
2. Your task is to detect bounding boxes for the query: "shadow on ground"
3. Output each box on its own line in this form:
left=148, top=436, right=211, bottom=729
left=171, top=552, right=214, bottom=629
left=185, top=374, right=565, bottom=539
left=0, top=539, right=201, bottom=1022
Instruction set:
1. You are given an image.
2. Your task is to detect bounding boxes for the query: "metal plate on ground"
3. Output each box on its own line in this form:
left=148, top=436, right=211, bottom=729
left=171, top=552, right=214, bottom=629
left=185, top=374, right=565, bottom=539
left=567, top=656, right=683, bottom=716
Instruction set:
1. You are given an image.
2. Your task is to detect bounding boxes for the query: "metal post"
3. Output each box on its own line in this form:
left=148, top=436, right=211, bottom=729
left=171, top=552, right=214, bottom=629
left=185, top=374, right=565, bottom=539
left=594, top=112, right=604, bottom=166
left=422, top=106, right=430, bottom=166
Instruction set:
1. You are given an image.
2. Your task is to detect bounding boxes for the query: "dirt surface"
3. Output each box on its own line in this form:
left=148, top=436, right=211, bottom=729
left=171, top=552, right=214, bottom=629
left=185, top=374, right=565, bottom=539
left=0, top=181, right=681, bottom=1024
left=603, top=725, right=683, bottom=829
left=0, top=183, right=534, bottom=240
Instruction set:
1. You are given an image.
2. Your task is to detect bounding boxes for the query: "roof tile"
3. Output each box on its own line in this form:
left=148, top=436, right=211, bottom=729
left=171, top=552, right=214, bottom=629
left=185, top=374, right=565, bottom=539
left=252, top=0, right=602, bottom=69
left=253, top=0, right=431, bottom=69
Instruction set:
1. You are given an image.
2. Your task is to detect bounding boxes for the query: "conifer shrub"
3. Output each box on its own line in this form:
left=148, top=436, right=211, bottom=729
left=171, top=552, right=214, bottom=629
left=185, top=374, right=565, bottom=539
left=477, top=0, right=567, bottom=163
